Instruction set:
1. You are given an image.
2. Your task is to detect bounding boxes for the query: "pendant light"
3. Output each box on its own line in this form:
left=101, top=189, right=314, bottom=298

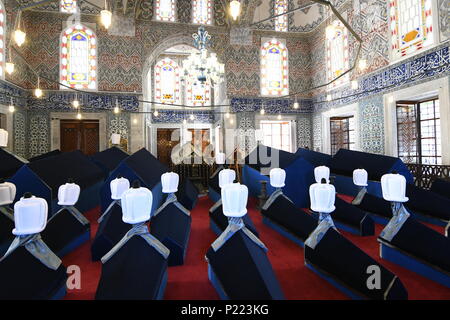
left=14, top=11, right=26, bottom=47
left=101, top=0, right=112, bottom=29
left=229, top=0, right=241, bottom=21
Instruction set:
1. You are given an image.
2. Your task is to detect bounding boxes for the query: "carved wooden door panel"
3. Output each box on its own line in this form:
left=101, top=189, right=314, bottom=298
left=60, top=120, right=99, bottom=155
left=81, top=121, right=100, bottom=155
left=157, top=128, right=177, bottom=166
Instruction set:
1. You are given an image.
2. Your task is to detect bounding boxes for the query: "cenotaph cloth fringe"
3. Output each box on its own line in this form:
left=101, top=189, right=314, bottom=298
left=305, top=213, right=337, bottom=250
left=0, top=233, right=62, bottom=270
left=210, top=165, right=224, bottom=179
left=211, top=217, right=267, bottom=252
left=262, top=188, right=288, bottom=211
left=98, top=200, right=121, bottom=223
left=209, top=199, right=222, bottom=213
left=351, top=187, right=367, bottom=205
left=0, top=206, right=14, bottom=221
left=49, top=206, right=89, bottom=226
left=380, top=202, right=410, bottom=242
left=101, top=222, right=170, bottom=263
left=153, top=193, right=190, bottom=217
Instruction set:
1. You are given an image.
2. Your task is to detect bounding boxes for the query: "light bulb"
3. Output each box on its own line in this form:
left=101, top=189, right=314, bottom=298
left=101, top=10, right=112, bottom=29
left=325, top=25, right=335, bottom=40
left=225, top=112, right=230, bottom=119
left=72, top=100, right=79, bottom=108
left=133, top=118, right=138, bottom=124
left=14, top=29, right=26, bottom=47
left=293, top=101, right=299, bottom=109
left=190, top=114, right=195, bottom=121
left=277, top=114, right=282, bottom=120
left=351, top=80, right=358, bottom=90
left=76, top=113, right=82, bottom=120
left=260, top=109, right=265, bottom=115
left=114, top=106, right=120, bottom=114
left=327, top=94, right=331, bottom=102
left=34, top=88, right=43, bottom=98
left=153, top=110, right=159, bottom=117
left=8, top=105, right=15, bottom=113
left=5, top=62, right=15, bottom=75
left=358, top=59, right=367, bottom=71
left=229, top=118, right=234, bottom=124
left=230, top=0, right=241, bottom=21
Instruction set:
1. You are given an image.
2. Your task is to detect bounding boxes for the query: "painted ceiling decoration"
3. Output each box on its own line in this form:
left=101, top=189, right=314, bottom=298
left=13, top=0, right=348, bottom=32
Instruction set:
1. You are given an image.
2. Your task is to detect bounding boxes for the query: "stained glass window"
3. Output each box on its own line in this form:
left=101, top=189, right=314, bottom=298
left=155, top=0, right=176, bottom=22
left=186, top=81, right=210, bottom=106
left=0, top=1, right=5, bottom=79
left=326, top=20, right=349, bottom=87
left=192, top=0, right=212, bottom=25
left=397, top=98, right=441, bottom=164
left=330, top=116, right=355, bottom=155
left=261, top=39, right=288, bottom=96
left=60, top=25, right=97, bottom=90
left=274, top=0, right=288, bottom=32
left=389, top=0, right=433, bottom=59
left=60, top=0, right=77, bottom=13
left=260, top=121, right=292, bottom=152
left=154, top=58, right=180, bottom=104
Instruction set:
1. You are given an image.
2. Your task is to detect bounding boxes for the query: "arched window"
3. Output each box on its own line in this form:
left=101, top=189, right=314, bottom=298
left=192, top=0, right=212, bottom=25
left=60, top=0, right=77, bottom=13
left=155, top=0, right=176, bottom=22
left=154, top=58, right=181, bottom=104
left=261, top=39, right=288, bottom=96
left=389, top=0, right=433, bottom=60
left=60, top=24, right=97, bottom=90
left=186, top=81, right=210, bottom=106
left=274, top=0, right=288, bottom=32
left=0, top=1, right=5, bottom=79
left=326, top=20, right=349, bottom=87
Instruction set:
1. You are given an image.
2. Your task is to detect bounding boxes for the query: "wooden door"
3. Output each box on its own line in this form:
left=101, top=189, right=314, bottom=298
left=157, top=128, right=177, bottom=166
left=60, top=120, right=99, bottom=155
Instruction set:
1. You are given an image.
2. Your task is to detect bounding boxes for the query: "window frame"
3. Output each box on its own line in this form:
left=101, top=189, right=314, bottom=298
left=60, top=24, right=97, bottom=91
left=154, top=57, right=181, bottom=105
left=155, top=0, right=177, bottom=22
left=60, top=0, right=77, bottom=14
left=396, top=97, right=441, bottom=164
left=274, top=0, right=288, bottom=32
left=329, top=116, right=355, bottom=155
left=192, top=0, right=213, bottom=25
left=388, top=0, right=438, bottom=63
left=259, top=119, right=293, bottom=153
left=326, top=19, right=349, bottom=89
left=260, top=38, right=289, bottom=97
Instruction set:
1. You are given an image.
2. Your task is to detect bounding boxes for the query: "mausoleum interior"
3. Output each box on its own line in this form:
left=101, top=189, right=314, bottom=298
left=0, top=0, right=449, bottom=301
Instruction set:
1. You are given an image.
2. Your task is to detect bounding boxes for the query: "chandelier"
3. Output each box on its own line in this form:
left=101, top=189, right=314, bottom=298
left=182, top=26, right=225, bottom=86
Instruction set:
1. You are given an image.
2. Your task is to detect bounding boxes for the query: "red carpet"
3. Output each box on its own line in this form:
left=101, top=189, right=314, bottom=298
left=63, top=196, right=450, bottom=300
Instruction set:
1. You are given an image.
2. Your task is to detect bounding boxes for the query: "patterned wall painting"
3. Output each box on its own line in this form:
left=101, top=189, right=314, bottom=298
left=236, top=112, right=257, bottom=157
left=3, top=0, right=450, bottom=159
left=13, top=110, right=27, bottom=158
left=439, top=0, right=450, bottom=41
left=108, top=112, right=130, bottom=151
left=312, top=113, right=322, bottom=152
left=27, top=111, right=50, bottom=158
left=296, top=114, right=312, bottom=149
left=358, top=95, right=384, bottom=154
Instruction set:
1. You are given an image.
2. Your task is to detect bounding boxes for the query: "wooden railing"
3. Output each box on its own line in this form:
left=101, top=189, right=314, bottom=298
left=170, top=163, right=212, bottom=191
left=406, top=163, right=450, bottom=189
